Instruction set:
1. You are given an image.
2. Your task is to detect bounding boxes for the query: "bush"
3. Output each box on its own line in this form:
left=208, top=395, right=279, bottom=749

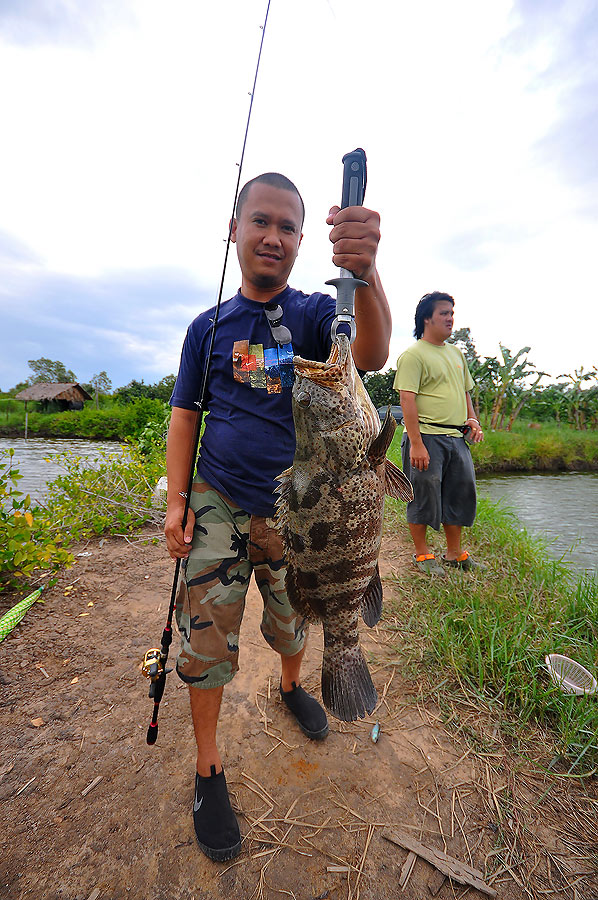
left=0, top=399, right=169, bottom=441
left=0, top=437, right=167, bottom=592
left=0, top=450, right=72, bottom=590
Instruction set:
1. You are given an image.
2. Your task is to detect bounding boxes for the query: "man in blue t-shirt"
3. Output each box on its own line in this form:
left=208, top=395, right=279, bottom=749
left=164, top=172, right=391, bottom=862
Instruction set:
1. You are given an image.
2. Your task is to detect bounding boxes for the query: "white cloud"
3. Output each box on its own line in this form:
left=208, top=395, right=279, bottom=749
left=0, top=0, right=596, bottom=388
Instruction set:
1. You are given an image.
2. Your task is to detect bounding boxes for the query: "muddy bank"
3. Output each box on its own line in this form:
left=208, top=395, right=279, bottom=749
left=0, top=530, right=595, bottom=900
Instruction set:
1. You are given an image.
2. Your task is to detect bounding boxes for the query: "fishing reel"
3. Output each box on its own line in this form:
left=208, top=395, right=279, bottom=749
left=142, top=648, right=172, bottom=698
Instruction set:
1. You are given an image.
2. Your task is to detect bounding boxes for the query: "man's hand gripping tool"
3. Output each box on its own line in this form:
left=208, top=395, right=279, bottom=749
left=327, top=148, right=368, bottom=344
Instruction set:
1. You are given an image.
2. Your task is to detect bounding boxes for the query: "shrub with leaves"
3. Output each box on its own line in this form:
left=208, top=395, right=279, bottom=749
left=1, top=443, right=167, bottom=593
left=0, top=398, right=169, bottom=440
left=0, top=449, right=72, bottom=591
left=46, top=446, right=165, bottom=541
left=136, top=403, right=171, bottom=457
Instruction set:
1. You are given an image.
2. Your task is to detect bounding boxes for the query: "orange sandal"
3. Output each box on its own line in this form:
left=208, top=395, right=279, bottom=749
left=441, top=551, right=487, bottom=572
left=413, top=553, right=446, bottom=577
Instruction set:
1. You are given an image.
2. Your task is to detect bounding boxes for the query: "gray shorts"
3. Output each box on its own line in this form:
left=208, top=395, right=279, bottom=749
left=401, top=433, right=476, bottom=531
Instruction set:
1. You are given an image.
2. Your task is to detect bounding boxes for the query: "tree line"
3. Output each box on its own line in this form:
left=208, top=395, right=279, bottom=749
left=363, top=328, right=598, bottom=431
left=4, top=341, right=598, bottom=431
left=2, top=358, right=176, bottom=407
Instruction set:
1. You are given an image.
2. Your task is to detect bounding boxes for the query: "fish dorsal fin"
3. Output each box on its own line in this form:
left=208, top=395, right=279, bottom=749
left=368, top=407, right=396, bottom=467
left=273, top=467, right=293, bottom=552
left=274, top=466, right=292, bottom=500
left=385, top=459, right=414, bottom=502
left=361, top=566, right=383, bottom=627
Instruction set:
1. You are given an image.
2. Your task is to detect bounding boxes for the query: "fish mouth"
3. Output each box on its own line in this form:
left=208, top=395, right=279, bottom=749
left=293, top=335, right=351, bottom=388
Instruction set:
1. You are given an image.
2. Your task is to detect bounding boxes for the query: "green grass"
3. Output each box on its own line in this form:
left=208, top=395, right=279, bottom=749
left=381, top=456, right=598, bottom=774
left=0, top=399, right=169, bottom=441
left=386, top=423, right=598, bottom=474
left=470, top=423, right=598, bottom=472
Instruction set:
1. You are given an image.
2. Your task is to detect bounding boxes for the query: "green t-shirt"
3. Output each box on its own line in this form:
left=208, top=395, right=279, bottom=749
left=393, top=340, right=474, bottom=436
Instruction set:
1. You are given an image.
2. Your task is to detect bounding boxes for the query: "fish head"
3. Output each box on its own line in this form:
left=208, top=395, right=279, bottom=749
left=292, top=334, right=380, bottom=472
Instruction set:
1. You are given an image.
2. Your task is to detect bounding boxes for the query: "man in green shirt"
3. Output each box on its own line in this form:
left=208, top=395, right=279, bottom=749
left=393, top=292, right=485, bottom=575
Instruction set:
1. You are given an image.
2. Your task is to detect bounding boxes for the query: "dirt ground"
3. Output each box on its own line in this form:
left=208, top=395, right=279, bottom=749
left=1, top=529, right=596, bottom=900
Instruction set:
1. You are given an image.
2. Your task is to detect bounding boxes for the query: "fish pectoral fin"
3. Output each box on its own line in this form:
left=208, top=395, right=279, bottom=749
left=385, top=459, right=414, bottom=502
left=367, top=407, right=396, bottom=467
left=361, top=566, right=383, bottom=627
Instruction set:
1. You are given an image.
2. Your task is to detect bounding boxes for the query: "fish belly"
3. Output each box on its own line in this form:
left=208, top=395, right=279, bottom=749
left=284, top=462, right=384, bottom=721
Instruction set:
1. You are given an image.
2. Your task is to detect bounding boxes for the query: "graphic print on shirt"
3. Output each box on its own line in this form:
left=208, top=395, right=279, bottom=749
left=232, top=341, right=295, bottom=394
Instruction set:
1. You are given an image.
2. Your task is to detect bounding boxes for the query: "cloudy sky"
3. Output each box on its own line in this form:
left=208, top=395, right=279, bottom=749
left=1, top=0, right=596, bottom=391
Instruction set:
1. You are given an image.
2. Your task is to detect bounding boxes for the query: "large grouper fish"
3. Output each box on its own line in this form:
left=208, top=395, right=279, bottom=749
left=274, top=334, right=413, bottom=722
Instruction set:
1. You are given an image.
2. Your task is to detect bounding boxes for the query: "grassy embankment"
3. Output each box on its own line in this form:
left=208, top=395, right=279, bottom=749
left=472, top=421, right=598, bottom=472
left=2, top=403, right=597, bottom=470
left=0, top=399, right=168, bottom=441
left=382, top=431, right=598, bottom=774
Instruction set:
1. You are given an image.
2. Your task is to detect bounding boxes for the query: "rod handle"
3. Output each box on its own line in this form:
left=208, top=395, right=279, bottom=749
left=147, top=702, right=160, bottom=745
left=341, top=148, right=367, bottom=209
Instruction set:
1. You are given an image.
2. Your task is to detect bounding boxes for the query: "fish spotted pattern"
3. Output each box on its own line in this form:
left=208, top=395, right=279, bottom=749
left=275, top=335, right=413, bottom=721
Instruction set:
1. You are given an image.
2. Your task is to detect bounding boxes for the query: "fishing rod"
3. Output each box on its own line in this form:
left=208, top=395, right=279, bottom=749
left=142, top=0, right=272, bottom=746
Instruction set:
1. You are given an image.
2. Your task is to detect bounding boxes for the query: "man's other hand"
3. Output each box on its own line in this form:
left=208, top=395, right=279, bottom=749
left=410, top=440, right=430, bottom=471
left=327, top=206, right=380, bottom=281
left=164, top=506, right=196, bottom=560
left=465, top=419, right=485, bottom=444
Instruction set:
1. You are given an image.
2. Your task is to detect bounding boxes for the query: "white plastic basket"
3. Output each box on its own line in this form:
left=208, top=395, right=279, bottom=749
left=153, top=476, right=168, bottom=505
left=545, top=654, right=597, bottom=696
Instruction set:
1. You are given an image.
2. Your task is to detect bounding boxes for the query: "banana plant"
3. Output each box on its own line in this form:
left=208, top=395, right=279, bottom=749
left=557, top=367, right=598, bottom=430
left=488, top=345, right=534, bottom=431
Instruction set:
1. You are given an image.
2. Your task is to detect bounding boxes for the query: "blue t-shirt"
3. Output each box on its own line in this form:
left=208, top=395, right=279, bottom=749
left=170, top=285, right=337, bottom=517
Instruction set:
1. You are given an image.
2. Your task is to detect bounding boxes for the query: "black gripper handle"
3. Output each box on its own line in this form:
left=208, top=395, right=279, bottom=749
left=341, top=148, right=367, bottom=209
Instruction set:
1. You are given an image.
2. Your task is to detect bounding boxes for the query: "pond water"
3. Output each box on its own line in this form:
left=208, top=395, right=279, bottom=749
left=477, top=472, right=598, bottom=573
left=0, top=437, right=124, bottom=505
left=2, top=438, right=596, bottom=573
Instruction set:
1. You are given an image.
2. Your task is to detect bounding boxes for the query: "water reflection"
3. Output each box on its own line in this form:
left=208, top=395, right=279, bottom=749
left=477, top=472, right=598, bottom=573
left=0, top=437, right=124, bottom=505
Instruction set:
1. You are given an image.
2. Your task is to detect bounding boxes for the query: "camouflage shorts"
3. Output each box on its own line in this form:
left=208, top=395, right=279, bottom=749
left=175, top=478, right=307, bottom=689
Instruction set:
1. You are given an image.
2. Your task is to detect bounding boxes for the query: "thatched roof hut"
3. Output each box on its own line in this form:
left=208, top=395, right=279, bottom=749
left=15, top=383, right=92, bottom=406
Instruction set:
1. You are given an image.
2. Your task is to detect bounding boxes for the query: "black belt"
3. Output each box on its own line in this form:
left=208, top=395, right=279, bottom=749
left=420, top=420, right=469, bottom=434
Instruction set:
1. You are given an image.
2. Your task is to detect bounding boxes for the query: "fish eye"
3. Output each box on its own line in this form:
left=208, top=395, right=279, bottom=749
left=296, top=391, right=311, bottom=408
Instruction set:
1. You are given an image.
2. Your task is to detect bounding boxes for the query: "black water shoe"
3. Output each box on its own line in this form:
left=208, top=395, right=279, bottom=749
left=193, top=765, right=241, bottom=861
left=279, top=681, right=329, bottom=740
left=441, top=551, right=487, bottom=572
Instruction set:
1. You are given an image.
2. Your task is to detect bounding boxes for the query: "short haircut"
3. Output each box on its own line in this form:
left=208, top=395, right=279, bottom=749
left=236, top=172, right=305, bottom=225
left=414, top=291, right=455, bottom=339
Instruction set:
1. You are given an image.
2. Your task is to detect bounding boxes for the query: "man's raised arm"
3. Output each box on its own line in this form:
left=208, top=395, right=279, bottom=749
left=327, top=205, right=391, bottom=372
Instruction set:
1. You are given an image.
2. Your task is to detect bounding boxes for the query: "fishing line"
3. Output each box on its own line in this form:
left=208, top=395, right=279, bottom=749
left=144, top=0, right=272, bottom=745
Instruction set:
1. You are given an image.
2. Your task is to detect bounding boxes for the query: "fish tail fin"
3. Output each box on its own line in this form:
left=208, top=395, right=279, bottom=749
left=321, top=634, right=377, bottom=722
